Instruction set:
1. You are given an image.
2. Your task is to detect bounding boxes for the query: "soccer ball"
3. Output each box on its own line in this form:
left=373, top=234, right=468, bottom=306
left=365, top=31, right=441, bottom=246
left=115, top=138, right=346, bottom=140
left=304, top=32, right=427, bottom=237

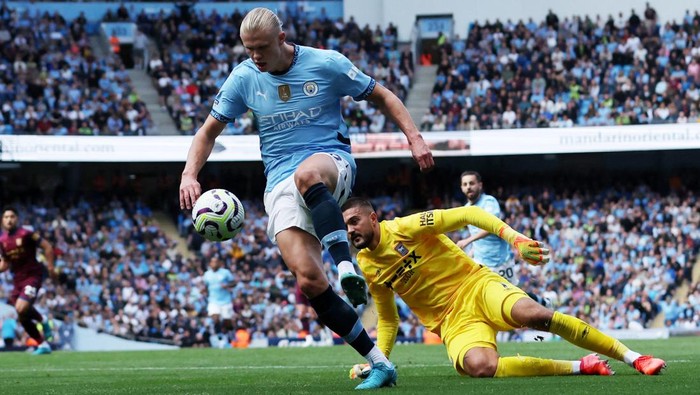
left=192, top=189, right=245, bottom=241
left=349, top=364, right=371, bottom=380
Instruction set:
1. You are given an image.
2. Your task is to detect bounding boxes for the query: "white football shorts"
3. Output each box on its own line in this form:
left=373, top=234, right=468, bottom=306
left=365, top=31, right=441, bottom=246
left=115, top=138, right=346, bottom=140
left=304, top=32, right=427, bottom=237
left=264, top=152, right=354, bottom=242
left=207, top=302, right=234, bottom=320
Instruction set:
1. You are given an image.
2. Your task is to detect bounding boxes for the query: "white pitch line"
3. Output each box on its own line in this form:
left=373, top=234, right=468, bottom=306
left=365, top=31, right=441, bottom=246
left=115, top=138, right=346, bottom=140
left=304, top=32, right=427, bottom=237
left=2, top=363, right=451, bottom=373
left=2, top=360, right=690, bottom=374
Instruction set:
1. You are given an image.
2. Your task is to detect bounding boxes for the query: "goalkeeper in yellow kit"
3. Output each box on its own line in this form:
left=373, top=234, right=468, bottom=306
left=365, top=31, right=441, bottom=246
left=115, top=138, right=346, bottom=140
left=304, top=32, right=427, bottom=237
left=341, top=197, right=666, bottom=379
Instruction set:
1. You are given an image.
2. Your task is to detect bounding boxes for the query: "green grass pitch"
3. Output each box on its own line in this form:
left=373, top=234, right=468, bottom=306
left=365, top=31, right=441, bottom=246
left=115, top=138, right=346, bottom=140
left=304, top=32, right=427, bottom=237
left=2, top=337, right=697, bottom=394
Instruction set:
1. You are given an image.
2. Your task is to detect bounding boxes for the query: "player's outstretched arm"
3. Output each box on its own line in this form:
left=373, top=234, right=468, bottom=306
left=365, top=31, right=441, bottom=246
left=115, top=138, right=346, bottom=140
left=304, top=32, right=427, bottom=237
left=180, top=115, right=227, bottom=210
left=371, top=283, right=400, bottom=359
left=455, top=230, right=489, bottom=249
left=497, top=226, right=550, bottom=266
left=439, top=202, right=552, bottom=265
left=402, top=206, right=510, bottom=238
left=404, top=206, right=549, bottom=265
left=367, top=84, right=434, bottom=172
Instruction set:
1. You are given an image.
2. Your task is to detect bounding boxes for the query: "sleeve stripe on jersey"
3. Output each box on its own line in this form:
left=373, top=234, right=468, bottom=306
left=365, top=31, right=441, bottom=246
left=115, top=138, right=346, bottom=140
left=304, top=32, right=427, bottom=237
left=210, top=109, right=233, bottom=123
left=354, top=78, right=376, bottom=101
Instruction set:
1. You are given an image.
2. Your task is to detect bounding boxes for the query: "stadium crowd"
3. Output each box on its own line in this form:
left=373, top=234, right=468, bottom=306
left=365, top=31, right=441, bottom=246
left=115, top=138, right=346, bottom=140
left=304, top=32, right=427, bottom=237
left=474, top=184, right=699, bottom=332
left=8, top=4, right=700, bottom=135
left=1, top=173, right=698, bottom=349
left=134, top=6, right=411, bottom=134
left=0, top=187, right=346, bottom=348
left=423, top=5, right=700, bottom=130
left=0, top=5, right=152, bottom=135
left=1, top=2, right=699, bottom=349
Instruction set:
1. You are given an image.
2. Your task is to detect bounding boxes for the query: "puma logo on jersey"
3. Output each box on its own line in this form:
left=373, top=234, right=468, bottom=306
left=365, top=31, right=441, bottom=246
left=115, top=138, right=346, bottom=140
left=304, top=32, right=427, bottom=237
left=256, top=91, right=268, bottom=100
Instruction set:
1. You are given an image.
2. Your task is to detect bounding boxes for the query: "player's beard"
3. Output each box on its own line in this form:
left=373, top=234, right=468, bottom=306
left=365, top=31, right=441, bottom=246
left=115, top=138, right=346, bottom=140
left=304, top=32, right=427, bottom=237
left=350, top=230, right=372, bottom=250
left=467, top=189, right=481, bottom=204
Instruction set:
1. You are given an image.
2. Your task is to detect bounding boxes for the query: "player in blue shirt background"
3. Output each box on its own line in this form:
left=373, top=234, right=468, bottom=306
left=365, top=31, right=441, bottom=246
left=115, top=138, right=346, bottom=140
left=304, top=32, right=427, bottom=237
left=179, top=7, right=434, bottom=389
left=457, top=171, right=550, bottom=307
left=202, top=256, right=235, bottom=346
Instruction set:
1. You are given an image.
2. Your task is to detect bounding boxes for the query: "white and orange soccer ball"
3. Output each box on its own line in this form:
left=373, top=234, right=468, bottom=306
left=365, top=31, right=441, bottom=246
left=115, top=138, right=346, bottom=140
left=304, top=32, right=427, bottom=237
left=349, top=363, right=371, bottom=380
left=192, top=189, right=245, bottom=241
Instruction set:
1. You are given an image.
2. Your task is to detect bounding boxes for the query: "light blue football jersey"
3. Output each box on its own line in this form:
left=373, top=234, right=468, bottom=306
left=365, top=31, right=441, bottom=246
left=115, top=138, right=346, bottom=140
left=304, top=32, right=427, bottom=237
left=203, top=268, right=234, bottom=305
left=211, top=45, right=375, bottom=192
left=465, top=193, right=512, bottom=267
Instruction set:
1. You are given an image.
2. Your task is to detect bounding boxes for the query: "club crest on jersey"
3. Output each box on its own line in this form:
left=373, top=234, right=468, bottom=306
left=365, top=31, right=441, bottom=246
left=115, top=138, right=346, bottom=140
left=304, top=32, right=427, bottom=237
left=303, top=81, right=319, bottom=96
left=278, top=85, right=291, bottom=101
left=394, top=242, right=408, bottom=257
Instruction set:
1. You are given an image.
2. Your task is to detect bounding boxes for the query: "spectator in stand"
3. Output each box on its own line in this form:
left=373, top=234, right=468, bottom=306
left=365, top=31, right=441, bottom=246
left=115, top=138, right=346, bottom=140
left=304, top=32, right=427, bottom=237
left=1, top=176, right=698, bottom=348
left=2, top=312, right=19, bottom=348
left=1, top=10, right=151, bottom=135
left=133, top=30, right=148, bottom=70
left=423, top=8, right=700, bottom=131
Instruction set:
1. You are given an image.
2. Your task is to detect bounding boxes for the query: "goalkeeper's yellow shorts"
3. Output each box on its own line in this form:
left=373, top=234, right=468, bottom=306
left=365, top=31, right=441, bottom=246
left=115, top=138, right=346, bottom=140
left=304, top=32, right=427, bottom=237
left=439, top=268, right=528, bottom=375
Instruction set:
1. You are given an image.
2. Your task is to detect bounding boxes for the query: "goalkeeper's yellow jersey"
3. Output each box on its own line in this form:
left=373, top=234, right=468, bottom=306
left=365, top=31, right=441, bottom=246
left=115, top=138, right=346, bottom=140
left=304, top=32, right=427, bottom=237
left=356, top=207, right=507, bottom=357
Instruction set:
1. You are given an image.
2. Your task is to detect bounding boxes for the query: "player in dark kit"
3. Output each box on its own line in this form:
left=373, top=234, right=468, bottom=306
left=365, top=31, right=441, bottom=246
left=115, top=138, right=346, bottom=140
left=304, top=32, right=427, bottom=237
left=0, top=207, right=55, bottom=355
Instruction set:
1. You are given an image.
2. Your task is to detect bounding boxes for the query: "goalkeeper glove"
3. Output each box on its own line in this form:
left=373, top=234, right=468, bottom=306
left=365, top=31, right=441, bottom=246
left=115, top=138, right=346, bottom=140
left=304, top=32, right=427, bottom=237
left=498, top=226, right=550, bottom=265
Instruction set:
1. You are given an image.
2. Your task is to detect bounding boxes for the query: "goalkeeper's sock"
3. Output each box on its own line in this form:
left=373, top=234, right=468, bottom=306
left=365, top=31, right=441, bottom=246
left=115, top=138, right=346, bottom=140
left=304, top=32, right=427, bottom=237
left=495, top=356, right=574, bottom=377
left=548, top=311, right=628, bottom=362
left=302, top=183, right=353, bottom=272
left=623, top=350, right=642, bottom=365
left=310, top=286, right=385, bottom=363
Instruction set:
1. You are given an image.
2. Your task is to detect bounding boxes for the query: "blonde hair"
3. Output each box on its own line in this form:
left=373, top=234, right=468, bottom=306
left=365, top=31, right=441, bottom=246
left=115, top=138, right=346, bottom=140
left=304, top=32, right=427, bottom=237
left=240, top=7, right=283, bottom=36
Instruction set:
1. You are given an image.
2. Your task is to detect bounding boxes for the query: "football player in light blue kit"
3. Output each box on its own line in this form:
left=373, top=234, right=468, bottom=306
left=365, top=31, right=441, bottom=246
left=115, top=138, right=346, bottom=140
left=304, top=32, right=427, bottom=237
left=203, top=256, right=235, bottom=342
left=456, top=171, right=549, bottom=307
left=179, top=8, right=434, bottom=390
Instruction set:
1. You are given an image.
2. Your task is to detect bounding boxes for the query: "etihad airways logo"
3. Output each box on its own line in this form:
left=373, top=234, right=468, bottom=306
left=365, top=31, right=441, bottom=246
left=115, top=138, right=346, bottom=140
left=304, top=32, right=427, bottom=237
left=257, top=107, right=323, bottom=131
